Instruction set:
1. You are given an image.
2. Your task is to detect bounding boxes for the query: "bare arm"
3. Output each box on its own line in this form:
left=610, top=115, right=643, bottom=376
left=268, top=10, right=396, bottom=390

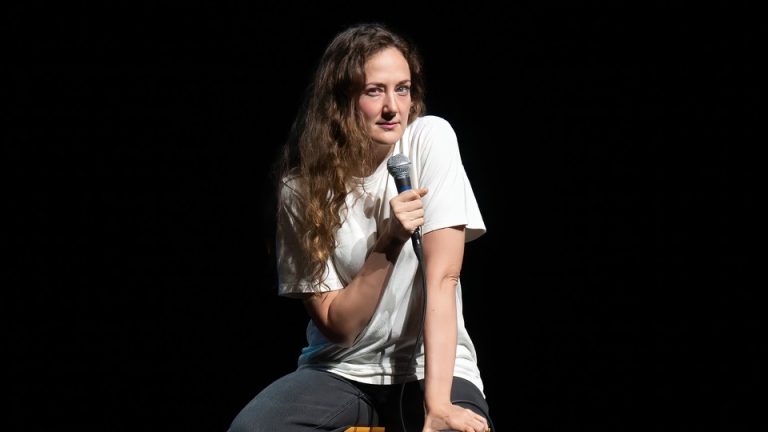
left=423, top=225, right=462, bottom=408
left=303, top=187, right=428, bottom=347
left=421, top=226, right=488, bottom=432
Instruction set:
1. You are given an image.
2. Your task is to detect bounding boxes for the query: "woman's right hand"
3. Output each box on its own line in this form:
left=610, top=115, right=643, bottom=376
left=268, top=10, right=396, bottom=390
left=387, top=187, right=428, bottom=243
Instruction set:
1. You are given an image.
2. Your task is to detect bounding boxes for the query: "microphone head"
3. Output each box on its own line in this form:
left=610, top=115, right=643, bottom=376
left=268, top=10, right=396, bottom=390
left=386, top=153, right=411, bottom=179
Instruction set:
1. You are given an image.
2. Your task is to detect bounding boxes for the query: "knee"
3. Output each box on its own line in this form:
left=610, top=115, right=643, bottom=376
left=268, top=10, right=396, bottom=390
left=226, top=418, right=254, bottom=432
left=227, top=411, right=265, bottom=432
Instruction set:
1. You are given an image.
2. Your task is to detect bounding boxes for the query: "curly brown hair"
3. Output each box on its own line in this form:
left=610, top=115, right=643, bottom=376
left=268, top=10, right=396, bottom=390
left=276, top=23, right=427, bottom=291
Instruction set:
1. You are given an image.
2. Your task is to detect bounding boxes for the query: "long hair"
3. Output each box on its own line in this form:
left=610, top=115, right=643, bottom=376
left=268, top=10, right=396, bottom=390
left=276, top=23, right=426, bottom=291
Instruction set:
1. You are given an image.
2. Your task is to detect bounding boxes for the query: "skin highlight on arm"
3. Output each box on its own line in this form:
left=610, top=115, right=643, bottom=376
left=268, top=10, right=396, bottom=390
left=302, top=233, right=405, bottom=347
left=420, top=225, right=489, bottom=432
left=422, top=226, right=464, bottom=414
left=302, top=186, right=428, bottom=347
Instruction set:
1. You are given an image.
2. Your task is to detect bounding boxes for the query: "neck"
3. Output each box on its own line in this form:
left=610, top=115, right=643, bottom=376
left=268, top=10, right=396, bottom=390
left=352, top=144, right=393, bottom=178
left=372, top=144, right=395, bottom=170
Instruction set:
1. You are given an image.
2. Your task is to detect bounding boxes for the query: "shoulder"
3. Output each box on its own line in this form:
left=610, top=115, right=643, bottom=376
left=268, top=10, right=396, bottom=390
left=278, top=174, right=305, bottom=208
left=404, top=115, right=458, bottom=150
left=406, top=115, right=455, bottom=135
left=403, top=115, right=460, bottom=157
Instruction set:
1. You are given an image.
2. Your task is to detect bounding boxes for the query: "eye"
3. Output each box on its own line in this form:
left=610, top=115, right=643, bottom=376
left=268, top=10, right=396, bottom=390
left=365, top=87, right=383, bottom=96
left=396, top=85, right=411, bottom=96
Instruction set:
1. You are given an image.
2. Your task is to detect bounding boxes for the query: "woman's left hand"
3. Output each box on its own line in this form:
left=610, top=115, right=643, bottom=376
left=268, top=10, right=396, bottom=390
left=422, top=403, right=489, bottom=432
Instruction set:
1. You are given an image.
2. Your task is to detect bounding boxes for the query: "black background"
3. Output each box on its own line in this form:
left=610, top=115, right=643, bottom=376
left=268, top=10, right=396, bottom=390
left=6, top=5, right=765, bottom=431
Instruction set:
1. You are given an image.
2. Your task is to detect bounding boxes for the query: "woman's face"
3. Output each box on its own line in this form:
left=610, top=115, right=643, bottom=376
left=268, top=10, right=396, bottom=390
left=358, top=47, right=412, bottom=152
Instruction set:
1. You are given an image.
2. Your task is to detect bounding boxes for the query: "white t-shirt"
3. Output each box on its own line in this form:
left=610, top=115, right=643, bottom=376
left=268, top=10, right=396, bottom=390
left=276, top=115, right=487, bottom=394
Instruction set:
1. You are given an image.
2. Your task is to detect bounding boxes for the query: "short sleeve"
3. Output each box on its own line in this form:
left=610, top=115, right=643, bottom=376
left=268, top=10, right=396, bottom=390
left=407, top=116, right=486, bottom=242
left=275, top=179, right=344, bottom=297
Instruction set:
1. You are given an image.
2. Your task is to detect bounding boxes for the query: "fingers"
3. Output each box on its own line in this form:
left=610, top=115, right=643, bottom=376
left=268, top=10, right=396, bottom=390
left=472, top=411, right=489, bottom=432
left=388, top=187, right=428, bottom=240
left=394, top=188, right=427, bottom=210
left=390, top=188, right=426, bottom=215
left=453, top=407, right=489, bottom=432
left=398, top=187, right=428, bottom=202
left=464, top=407, right=488, bottom=432
left=422, top=405, right=488, bottom=432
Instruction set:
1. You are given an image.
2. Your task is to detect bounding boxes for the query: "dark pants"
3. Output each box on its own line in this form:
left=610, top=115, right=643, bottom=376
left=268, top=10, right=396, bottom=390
left=228, top=368, right=490, bottom=432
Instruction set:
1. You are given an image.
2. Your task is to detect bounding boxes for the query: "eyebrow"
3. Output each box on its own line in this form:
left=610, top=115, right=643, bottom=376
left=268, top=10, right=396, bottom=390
left=365, top=79, right=412, bottom=87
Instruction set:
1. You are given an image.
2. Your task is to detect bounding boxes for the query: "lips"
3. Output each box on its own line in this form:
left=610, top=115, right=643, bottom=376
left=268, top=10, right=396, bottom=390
left=376, top=122, right=399, bottom=130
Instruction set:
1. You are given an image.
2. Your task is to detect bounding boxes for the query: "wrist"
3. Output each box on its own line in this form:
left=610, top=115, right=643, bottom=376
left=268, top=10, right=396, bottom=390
left=374, top=229, right=405, bottom=259
left=424, top=398, right=453, bottom=415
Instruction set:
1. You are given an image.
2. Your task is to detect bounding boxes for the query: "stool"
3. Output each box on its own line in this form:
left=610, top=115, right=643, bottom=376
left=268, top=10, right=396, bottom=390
left=343, top=428, right=385, bottom=432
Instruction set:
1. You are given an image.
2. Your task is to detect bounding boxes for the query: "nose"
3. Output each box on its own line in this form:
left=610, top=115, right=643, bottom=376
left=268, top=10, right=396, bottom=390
left=382, top=91, right=399, bottom=118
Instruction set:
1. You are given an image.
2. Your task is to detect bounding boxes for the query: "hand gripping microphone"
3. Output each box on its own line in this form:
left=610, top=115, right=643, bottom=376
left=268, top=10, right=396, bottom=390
left=386, top=153, right=423, bottom=260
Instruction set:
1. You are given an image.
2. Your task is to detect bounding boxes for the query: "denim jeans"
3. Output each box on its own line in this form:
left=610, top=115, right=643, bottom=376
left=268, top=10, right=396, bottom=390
left=227, top=368, right=490, bottom=432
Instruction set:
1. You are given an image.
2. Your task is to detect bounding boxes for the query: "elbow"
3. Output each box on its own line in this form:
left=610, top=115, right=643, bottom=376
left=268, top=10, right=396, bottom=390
left=436, top=271, right=461, bottom=291
left=317, top=318, right=363, bottom=348
left=303, top=292, right=361, bottom=348
left=425, top=272, right=461, bottom=298
left=330, top=335, right=357, bottom=348
left=425, top=255, right=462, bottom=293
left=322, top=327, right=357, bottom=348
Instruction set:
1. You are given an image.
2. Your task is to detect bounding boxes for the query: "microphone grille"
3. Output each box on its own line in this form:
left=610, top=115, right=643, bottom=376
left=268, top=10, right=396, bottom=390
left=386, top=154, right=411, bottom=179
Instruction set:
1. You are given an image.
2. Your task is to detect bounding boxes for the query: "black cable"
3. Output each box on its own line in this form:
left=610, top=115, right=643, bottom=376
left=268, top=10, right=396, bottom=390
left=397, top=228, right=495, bottom=432
left=400, top=227, right=425, bottom=432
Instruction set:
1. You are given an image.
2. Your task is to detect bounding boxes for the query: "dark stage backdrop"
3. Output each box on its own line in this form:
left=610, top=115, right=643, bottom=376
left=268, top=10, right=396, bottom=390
left=7, top=5, right=764, bottom=431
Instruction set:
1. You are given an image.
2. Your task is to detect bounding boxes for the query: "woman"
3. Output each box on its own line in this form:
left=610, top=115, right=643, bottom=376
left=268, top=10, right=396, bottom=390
left=229, top=22, right=492, bottom=432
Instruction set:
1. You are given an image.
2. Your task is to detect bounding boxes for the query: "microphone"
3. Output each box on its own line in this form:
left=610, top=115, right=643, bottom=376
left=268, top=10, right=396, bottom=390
left=386, top=154, right=423, bottom=260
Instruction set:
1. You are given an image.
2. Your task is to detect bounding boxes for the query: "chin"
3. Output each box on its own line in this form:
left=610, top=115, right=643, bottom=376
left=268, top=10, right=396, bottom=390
left=372, top=138, right=399, bottom=147
left=371, top=132, right=404, bottom=147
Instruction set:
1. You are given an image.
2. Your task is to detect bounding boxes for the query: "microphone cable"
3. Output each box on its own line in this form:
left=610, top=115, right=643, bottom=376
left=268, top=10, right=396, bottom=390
left=397, top=229, right=495, bottom=432
left=387, top=154, right=493, bottom=431
left=399, top=226, right=426, bottom=432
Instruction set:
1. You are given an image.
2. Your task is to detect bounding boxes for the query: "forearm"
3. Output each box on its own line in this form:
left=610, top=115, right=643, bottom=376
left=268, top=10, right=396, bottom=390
left=420, top=226, right=465, bottom=414
left=323, top=234, right=405, bottom=345
left=423, top=275, right=459, bottom=412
